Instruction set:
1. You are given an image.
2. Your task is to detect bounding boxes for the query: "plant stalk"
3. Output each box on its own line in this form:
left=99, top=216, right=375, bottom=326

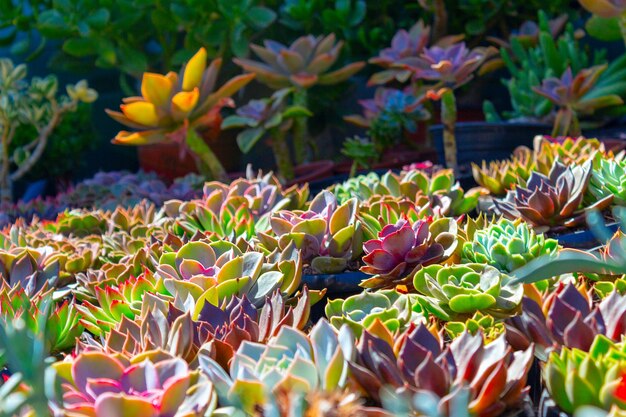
left=292, top=88, right=309, bottom=165
left=270, top=128, right=294, bottom=180
left=440, top=89, right=458, bottom=172
left=185, top=128, right=229, bottom=182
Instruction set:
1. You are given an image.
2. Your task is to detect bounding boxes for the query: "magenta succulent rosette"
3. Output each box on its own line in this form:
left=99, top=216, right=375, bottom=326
left=360, top=217, right=457, bottom=289
left=54, top=351, right=216, bottom=416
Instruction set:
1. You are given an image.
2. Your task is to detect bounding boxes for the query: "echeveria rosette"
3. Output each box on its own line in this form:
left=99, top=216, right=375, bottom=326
left=462, top=218, right=560, bottom=273
left=52, top=350, right=217, bottom=417
left=0, top=286, right=83, bottom=353
left=359, top=217, right=458, bottom=290
left=156, top=239, right=302, bottom=307
left=413, top=263, right=524, bottom=320
left=588, top=158, right=626, bottom=207
left=107, top=48, right=254, bottom=146
left=494, top=159, right=613, bottom=233
left=348, top=324, right=534, bottom=416
left=400, top=43, right=496, bottom=88
left=368, top=20, right=432, bottom=85
left=200, top=320, right=353, bottom=415
left=543, top=335, right=626, bottom=415
left=77, top=271, right=170, bottom=337
left=233, top=34, right=365, bottom=90
left=471, top=147, right=535, bottom=196
left=532, top=66, right=624, bottom=137
left=0, top=246, right=60, bottom=296
left=506, top=283, right=626, bottom=356
left=256, top=190, right=363, bottom=274
left=324, top=290, right=426, bottom=336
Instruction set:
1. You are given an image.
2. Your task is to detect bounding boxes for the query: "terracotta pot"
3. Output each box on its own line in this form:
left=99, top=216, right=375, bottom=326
left=286, top=160, right=335, bottom=187
left=137, top=124, right=242, bottom=182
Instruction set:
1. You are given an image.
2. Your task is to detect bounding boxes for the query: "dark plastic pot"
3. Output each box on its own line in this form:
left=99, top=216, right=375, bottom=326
left=538, top=390, right=570, bottom=417
left=430, top=122, right=551, bottom=168
left=303, top=270, right=366, bottom=323
left=549, top=222, right=619, bottom=250
left=302, top=270, right=366, bottom=294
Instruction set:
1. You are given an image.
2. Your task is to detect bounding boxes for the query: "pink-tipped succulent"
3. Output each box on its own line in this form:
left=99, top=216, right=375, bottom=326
left=53, top=350, right=216, bottom=416
left=494, top=159, right=613, bottom=232
left=507, top=283, right=626, bottom=356
left=360, top=217, right=458, bottom=289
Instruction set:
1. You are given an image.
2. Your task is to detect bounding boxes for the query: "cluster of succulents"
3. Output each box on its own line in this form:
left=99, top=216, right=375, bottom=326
left=256, top=190, right=363, bottom=274
left=333, top=167, right=485, bottom=217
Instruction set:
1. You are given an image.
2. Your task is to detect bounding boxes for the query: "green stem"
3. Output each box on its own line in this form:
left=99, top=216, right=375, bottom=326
left=270, top=128, right=294, bottom=181
left=292, top=88, right=309, bottom=165
left=349, top=161, right=358, bottom=178
left=440, top=89, right=458, bottom=172
left=570, top=111, right=581, bottom=137
left=186, top=128, right=228, bottom=182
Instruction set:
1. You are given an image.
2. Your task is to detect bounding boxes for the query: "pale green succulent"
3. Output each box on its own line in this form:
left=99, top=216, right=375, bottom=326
left=462, top=218, right=560, bottom=273
left=413, top=263, right=524, bottom=320
left=324, top=290, right=426, bottom=336
left=199, top=320, right=352, bottom=416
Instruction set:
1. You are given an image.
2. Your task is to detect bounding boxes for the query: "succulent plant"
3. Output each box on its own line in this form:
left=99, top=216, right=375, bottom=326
left=494, top=159, right=613, bottom=232
left=325, top=290, right=426, bottom=336
left=532, top=65, right=624, bottom=137
left=234, top=34, right=365, bottom=164
left=413, top=264, right=524, bottom=320
left=256, top=190, right=363, bottom=274
left=52, top=350, right=217, bottom=416
left=0, top=246, right=60, bottom=296
left=77, top=271, right=170, bottom=337
left=334, top=168, right=484, bottom=217
left=234, top=34, right=364, bottom=90
left=348, top=324, right=534, bottom=416
left=543, top=335, right=626, bottom=414
left=200, top=320, right=353, bottom=415
left=107, top=48, right=255, bottom=181
left=0, top=59, right=97, bottom=204
left=156, top=240, right=302, bottom=307
left=462, top=218, right=560, bottom=273
left=359, top=217, right=458, bottom=289
left=444, top=311, right=506, bottom=342
left=0, top=285, right=83, bottom=353
left=398, top=42, right=495, bottom=171
left=404, top=168, right=486, bottom=216
left=368, top=20, right=432, bottom=85
left=344, top=87, right=430, bottom=153
left=222, top=89, right=312, bottom=180
left=507, top=283, right=626, bottom=356
left=471, top=146, right=535, bottom=196
left=48, top=209, right=107, bottom=237
left=340, top=136, right=379, bottom=177
left=588, top=158, right=626, bottom=207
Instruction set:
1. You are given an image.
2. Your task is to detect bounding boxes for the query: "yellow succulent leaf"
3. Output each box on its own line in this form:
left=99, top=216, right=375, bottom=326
left=120, top=101, right=160, bottom=127
left=171, top=88, right=200, bottom=119
left=183, top=48, right=207, bottom=91
left=141, top=73, right=173, bottom=107
left=165, top=71, right=179, bottom=86
left=112, top=130, right=166, bottom=146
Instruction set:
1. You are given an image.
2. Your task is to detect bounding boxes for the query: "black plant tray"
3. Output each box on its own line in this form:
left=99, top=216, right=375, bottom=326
left=302, top=270, right=366, bottom=294
left=303, top=271, right=366, bottom=323
left=550, top=222, right=619, bottom=250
